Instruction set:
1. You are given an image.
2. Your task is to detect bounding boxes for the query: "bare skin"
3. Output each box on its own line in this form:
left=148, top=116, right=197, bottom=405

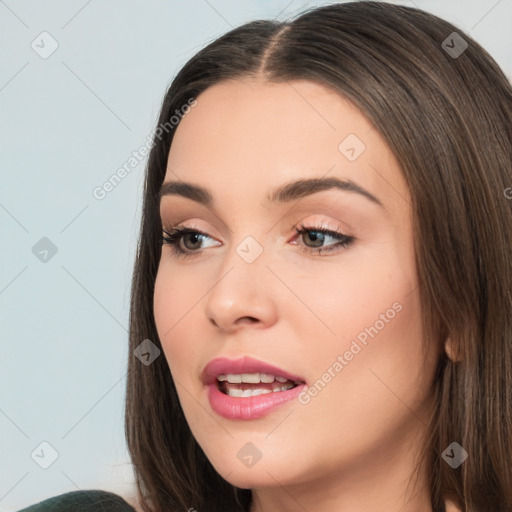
left=152, top=78, right=456, bottom=512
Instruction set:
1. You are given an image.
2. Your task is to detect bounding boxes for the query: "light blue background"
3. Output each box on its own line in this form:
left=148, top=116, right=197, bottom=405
left=1, top=1, right=511, bottom=510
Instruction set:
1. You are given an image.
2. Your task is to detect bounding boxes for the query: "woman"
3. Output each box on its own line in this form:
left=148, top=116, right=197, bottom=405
left=19, top=1, right=512, bottom=511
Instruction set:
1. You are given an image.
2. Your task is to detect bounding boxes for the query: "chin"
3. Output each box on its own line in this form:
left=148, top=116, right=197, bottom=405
left=220, top=466, right=284, bottom=490
left=201, top=446, right=296, bottom=488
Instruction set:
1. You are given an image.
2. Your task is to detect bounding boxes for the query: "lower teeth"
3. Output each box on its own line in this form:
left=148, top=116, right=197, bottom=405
left=222, top=383, right=296, bottom=398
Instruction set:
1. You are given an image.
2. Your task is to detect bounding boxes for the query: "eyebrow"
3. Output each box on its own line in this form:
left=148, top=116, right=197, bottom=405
left=157, top=177, right=384, bottom=209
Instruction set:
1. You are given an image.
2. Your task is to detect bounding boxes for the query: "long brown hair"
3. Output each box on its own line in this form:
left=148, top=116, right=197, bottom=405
left=124, top=2, right=512, bottom=511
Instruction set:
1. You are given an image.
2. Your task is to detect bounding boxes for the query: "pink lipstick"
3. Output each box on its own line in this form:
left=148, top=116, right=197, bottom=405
left=202, top=356, right=306, bottom=420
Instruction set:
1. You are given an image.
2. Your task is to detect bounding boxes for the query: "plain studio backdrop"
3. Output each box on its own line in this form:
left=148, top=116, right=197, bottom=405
left=0, top=0, right=511, bottom=510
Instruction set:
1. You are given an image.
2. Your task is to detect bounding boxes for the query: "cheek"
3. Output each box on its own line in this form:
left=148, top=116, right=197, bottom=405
left=291, top=286, right=430, bottom=463
left=153, top=256, right=207, bottom=327
left=324, top=287, right=428, bottom=416
left=291, top=238, right=426, bottom=400
left=289, top=241, right=415, bottom=348
left=153, top=262, right=203, bottom=375
left=153, top=263, right=221, bottom=440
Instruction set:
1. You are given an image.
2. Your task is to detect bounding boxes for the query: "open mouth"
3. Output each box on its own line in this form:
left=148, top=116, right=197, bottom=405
left=217, top=373, right=304, bottom=398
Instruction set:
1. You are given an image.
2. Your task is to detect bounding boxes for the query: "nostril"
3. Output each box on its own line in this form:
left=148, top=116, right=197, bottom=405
left=237, top=316, right=259, bottom=325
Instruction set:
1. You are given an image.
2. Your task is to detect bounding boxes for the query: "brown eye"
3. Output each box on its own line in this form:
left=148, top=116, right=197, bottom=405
left=293, top=223, right=355, bottom=255
left=181, top=232, right=204, bottom=250
left=301, top=230, right=325, bottom=248
left=162, top=226, right=220, bottom=258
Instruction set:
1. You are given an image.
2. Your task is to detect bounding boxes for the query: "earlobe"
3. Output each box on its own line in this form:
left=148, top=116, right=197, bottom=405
left=444, top=337, right=461, bottom=362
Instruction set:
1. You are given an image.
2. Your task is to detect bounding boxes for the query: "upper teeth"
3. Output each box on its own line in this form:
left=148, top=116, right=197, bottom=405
left=217, top=373, right=290, bottom=384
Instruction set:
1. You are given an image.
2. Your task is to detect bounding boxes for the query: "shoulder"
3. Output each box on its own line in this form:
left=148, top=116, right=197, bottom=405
left=16, top=490, right=138, bottom=512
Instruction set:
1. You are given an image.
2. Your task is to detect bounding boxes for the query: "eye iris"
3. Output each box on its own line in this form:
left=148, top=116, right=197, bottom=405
left=184, top=233, right=202, bottom=250
left=305, top=231, right=324, bottom=247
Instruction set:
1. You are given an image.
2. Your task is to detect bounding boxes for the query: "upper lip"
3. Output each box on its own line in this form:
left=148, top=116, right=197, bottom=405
left=201, top=356, right=306, bottom=385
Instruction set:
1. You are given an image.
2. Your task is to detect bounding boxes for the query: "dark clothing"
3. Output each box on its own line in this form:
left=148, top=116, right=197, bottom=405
left=16, top=490, right=137, bottom=512
left=17, top=488, right=448, bottom=512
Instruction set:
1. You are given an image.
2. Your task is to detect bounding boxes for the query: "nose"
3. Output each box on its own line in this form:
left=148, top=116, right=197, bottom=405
left=203, top=240, right=279, bottom=332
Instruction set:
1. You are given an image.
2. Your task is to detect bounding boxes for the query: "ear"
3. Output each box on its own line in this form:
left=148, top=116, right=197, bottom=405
left=444, top=337, right=462, bottom=362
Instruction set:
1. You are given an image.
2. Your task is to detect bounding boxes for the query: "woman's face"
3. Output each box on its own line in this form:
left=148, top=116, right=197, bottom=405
left=153, top=78, right=439, bottom=501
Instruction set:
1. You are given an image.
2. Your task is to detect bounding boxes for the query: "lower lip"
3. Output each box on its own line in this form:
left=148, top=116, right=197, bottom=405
left=206, top=382, right=306, bottom=420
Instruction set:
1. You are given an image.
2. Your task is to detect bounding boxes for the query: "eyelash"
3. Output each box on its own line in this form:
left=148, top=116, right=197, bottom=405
left=161, top=222, right=355, bottom=258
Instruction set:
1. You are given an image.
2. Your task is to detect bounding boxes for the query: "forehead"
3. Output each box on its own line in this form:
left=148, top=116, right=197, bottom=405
left=165, top=78, right=410, bottom=212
